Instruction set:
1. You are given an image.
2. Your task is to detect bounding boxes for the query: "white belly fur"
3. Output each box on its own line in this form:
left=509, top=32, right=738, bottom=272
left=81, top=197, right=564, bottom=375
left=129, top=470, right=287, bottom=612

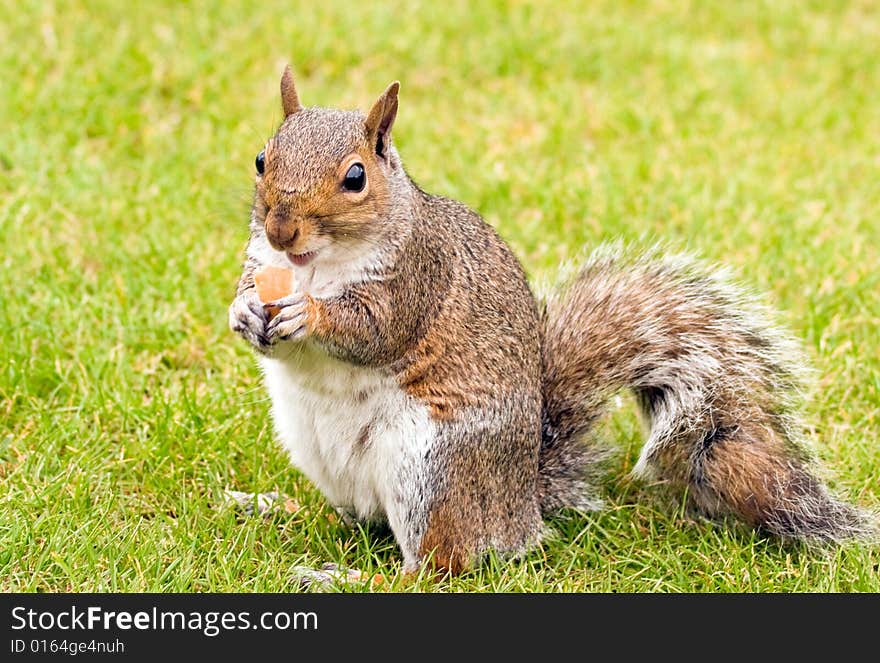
left=259, top=343, right=435, bottom=524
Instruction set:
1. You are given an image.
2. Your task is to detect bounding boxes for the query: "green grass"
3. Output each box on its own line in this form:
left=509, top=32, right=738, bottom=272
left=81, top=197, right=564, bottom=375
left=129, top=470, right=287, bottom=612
left=1, top=0, right=878, bottom=592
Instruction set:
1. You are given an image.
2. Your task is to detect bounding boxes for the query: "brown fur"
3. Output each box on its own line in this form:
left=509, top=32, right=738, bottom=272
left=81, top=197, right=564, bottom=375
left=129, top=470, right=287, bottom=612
left=257, top=112, right=393, bottom=255
left=419, top=503, right=476, bottom=575
left=540, top=247, right=875, bottom=541
left=280, top=65, right=302, bottom=117
left=230, top=69, right=875, bottom=575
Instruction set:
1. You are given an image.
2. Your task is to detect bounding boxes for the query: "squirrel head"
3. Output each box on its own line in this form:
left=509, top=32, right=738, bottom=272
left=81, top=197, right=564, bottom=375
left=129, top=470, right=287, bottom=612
left=253, top=65, right=403, bottom=263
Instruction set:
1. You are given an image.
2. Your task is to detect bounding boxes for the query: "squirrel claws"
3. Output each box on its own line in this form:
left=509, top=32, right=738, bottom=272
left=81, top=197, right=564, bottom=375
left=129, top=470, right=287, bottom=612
left=265, top=294, right=303, bottom=309
left=229, top=289, right=271, bottom=351
left=265, top=298, right=309, bottom=343
left=247, top=297, right=268, bottom=320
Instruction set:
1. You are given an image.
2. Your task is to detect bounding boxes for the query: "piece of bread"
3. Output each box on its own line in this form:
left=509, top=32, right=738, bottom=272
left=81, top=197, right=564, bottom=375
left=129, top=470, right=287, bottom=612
left=254, top=266, right=295, bottom=319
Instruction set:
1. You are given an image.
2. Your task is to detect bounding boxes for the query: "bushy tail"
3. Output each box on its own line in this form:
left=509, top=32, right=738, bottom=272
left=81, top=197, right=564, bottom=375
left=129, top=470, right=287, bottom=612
left=538, top=245, right=875, bottom=542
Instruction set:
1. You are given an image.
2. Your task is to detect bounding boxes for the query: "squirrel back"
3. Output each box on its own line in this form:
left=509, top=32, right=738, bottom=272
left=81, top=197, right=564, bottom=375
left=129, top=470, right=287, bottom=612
left=229, top=67, right=876, bottom=575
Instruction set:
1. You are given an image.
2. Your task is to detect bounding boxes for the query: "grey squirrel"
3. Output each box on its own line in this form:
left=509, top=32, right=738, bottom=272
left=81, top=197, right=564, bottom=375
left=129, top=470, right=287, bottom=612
left=228, top=66, right=875, bottom=574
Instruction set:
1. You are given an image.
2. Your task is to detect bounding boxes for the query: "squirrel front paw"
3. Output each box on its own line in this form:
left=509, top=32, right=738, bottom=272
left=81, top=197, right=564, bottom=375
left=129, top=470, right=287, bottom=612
left=228, top=288, right=270, bottom=352
left=265, top=294, right=311, bottom=345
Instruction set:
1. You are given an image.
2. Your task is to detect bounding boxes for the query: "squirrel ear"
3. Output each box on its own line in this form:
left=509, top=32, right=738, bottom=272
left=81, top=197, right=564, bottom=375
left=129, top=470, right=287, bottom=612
left=365, top=81, right=399, bottom=158
left=280, top=65, right=303, bottom=117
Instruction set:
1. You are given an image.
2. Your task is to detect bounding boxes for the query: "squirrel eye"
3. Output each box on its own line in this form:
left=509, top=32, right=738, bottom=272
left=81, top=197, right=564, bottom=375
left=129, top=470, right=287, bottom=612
left=255, top=150, right=265, bottom=175
left=342, top=163, right=366, bottom=192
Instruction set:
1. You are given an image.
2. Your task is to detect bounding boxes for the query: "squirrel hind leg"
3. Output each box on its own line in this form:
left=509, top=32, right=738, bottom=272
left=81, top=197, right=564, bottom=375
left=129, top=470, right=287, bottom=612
left=408, top=422, right=546, bottom=575
left=650, top=419, right=876, bottom=543
left=415, top=498, right=544, bottom=575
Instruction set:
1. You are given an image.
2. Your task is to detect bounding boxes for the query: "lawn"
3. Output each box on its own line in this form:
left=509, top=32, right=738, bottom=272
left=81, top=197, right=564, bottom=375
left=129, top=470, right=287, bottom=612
left=1, top=0, right=878, bottom=592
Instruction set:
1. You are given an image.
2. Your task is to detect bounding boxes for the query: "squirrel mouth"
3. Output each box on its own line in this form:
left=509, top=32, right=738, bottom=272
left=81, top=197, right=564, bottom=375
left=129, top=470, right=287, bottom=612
left=287, top=251, right=317, bottom=267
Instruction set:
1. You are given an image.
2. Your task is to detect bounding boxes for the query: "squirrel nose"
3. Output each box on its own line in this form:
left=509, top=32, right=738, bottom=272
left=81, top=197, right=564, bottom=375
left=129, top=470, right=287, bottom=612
left=266, top=213, right=302, bottom=250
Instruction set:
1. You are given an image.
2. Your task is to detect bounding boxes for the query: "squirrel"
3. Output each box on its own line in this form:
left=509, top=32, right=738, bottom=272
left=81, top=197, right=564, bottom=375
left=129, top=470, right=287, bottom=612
left=228, top=65, right=876, bottom=574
